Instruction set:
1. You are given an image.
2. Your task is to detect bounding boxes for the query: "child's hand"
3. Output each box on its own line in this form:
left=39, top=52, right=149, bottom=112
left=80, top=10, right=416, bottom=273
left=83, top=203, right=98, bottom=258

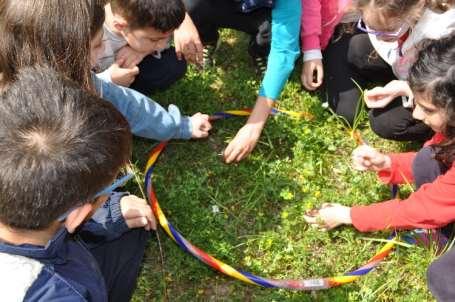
left=116, top=46, right=148, bottom=68
left=303, top=203, right=352, bottom=230
left=364, top=80, right=413, bottom=108
left=120, top=195, right=156, bottom=231
left=190, top=112, right=212, bottom=138
left=174, top=13, right=204, bottom=65
left=108, top=58, right=139, bottom=87
left=223, top=123, right=263, bottom=163
left=301, top=59, right=323, bottom=91
left=352, top=145, right=391, bottom=171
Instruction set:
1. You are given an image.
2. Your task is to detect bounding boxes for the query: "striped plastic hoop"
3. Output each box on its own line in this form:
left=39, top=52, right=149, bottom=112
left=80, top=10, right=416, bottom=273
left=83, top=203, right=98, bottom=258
left=144, top=109, right=397, bottom=290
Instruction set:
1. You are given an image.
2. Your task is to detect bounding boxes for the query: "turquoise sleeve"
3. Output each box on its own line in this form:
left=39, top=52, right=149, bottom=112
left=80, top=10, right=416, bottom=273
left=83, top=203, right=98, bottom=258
left=259, top=0, right=301, bottom=100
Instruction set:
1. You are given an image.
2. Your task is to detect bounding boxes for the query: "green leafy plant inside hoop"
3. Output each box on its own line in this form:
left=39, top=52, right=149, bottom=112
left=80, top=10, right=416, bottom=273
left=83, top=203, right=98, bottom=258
left=325, top=78, right=367, bottom=145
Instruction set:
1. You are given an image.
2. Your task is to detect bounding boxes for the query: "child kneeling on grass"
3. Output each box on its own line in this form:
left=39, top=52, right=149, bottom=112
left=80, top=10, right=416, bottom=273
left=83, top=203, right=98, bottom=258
left=305, top=33, right=455, bottom=301
left=0, top=66, right=155, bottom=301
left=97, top=0, right=187, bottom=95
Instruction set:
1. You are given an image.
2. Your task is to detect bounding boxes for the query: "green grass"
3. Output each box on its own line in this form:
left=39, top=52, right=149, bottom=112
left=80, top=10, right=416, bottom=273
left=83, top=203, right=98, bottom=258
left=128, top=30, right=437, bottom=301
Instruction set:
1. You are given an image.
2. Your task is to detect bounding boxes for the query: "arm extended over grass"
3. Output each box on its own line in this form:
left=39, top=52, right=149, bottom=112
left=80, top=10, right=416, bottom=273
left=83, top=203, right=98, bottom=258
left=93, top=74, right=192, bottom=141
left=224, top=0, right=301, bottom=163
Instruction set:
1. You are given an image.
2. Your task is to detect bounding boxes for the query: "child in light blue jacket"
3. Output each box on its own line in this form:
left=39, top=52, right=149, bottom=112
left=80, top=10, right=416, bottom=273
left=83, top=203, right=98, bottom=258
left=89, top=6, right=211, bottom=141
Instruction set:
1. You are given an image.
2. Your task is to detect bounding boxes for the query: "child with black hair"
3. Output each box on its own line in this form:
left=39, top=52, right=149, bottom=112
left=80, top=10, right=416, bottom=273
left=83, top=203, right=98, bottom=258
left=97, top=0, right=188, bottom=95
left=0, top=66, right=155, bottom=301
left=304, top=34, right=455, bottom=301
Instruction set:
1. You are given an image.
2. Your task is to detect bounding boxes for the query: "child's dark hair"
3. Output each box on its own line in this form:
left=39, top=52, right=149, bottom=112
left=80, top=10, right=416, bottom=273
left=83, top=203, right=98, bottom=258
left=409, top=34, right=455, bottom=165
left=0, top=66, right=132, bottom=230
left=0, top=0, right=106, bottom=90
left=355, top=0, right=454, bottom=17
left=110, top=0, right=185, bottom=32
left=92, top=0, right=108, bottom=38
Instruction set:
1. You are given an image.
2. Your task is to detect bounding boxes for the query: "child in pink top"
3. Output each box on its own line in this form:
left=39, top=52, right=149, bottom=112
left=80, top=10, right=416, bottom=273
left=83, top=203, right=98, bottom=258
left=300, top=0, right=352, bottom=90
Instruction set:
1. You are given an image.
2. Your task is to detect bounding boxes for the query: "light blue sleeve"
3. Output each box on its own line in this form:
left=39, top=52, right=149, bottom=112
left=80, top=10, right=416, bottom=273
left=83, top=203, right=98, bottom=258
left=93, top=74, right=192, bottom=141
left=259, top=0, right=301, bottom=100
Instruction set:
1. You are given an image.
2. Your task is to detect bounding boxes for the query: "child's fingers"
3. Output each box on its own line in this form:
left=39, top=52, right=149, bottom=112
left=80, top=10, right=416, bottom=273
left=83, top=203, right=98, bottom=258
left=129, top=66, right=140, bottom=76
left=224, top=143, right=249, bottom=163
left=148, top=215, right=157, bottom=230
left=195, top=129, right=209, bottom=138
left=115, top=56, right=127, bottom=68
left=223, top=145, right=236, bottom=164
left=353, top=145, right=377, bottom=157
left=126, top=216, right=149, bottom=229
left=121, top=195, right=152, bottom=214
left=122, top=205, right=152, bottom=221
left=200, top=113, right=210, bottom=121
left=321, top=203, right=336, bottom=208
left=234, top=147, right=250, bottom=162
left=303, top=68, right=317, bottom=91
left=201, top=120, right=212, bottom=132
left=303, top=214, right=319, bottom=224
left=352, top=160, right=368, bottom=171
left=315, top=64, right=324, bottom=86
left=194, top=41, right=204, bottom=65
left=363, top=158, right=372, bottom=167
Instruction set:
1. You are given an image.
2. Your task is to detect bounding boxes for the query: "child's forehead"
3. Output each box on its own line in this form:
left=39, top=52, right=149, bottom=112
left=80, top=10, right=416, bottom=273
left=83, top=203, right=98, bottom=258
left=130, top=26, right=173, bottom=39
left=362, top=8, right=402, bottom=31
left=414, top=91, right=436, bottom=108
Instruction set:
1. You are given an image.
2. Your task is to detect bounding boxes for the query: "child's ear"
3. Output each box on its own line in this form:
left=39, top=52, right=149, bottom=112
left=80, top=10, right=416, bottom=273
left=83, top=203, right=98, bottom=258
left=64, top=204, right=94, bottom=233
left=113, top=19, right=128, bottom=33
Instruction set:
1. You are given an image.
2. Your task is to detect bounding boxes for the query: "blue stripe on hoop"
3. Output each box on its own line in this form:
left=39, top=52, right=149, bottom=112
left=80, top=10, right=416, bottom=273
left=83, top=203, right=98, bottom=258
left=346, top=267, right=374, bottom=276
left=168, top=223, right=190, bottom=253
left=240, top=271, right=276, bottom=288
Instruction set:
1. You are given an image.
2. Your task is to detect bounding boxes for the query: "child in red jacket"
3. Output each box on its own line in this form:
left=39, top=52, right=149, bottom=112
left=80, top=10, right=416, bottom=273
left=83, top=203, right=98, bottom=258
left=305, top=34, right=455, bottom=301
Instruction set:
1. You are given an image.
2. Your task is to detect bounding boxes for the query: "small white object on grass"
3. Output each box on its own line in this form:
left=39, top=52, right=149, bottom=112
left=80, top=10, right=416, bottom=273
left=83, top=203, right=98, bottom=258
left=211, top=205, right=220, bottom=214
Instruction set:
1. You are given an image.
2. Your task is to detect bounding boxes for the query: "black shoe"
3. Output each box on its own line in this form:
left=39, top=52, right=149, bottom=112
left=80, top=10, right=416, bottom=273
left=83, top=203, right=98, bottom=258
left=252, top=55, right=267, bottom=76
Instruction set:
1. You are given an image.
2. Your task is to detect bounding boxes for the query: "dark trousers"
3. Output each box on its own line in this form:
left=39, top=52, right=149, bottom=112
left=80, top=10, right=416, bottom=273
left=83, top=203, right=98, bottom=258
left=428, top=247, right=455, bottom=301
left=412, top=146, right=448, bottom=190
left=322, top=25, right=432, bottom=141
left=182, top=0, right=271, bottom=58
left=412, top=147, right=455, bottom=301
left=413, top=146, right=451, bottom=237
left=130, top=47, right=187, bottom=96
left=90, top=229, right=149, bottom=302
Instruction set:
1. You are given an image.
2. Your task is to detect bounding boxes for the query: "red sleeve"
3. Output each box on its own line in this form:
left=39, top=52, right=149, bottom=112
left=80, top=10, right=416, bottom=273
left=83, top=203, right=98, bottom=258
left=377, top=152, right=416, bottom=184
left=351, top=165, right=455, bottom=232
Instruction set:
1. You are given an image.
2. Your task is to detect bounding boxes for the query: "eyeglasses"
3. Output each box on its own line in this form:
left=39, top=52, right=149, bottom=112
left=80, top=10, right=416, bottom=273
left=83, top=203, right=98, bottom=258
left=58, top=172, right=134, bottom=222
left=356, top=18, right=409, bottom=38
left=94, top=172, right=134, bottom=198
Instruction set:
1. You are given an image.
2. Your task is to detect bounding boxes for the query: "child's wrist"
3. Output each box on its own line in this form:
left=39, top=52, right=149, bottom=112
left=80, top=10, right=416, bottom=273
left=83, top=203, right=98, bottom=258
left=382, top=155, right=392, bottom=170
left=341, top=206, right=353, bottom=225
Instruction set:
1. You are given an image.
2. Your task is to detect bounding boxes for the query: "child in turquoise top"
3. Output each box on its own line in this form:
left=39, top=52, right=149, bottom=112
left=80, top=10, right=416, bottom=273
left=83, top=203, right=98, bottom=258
left=224, top=0, right=301, bottom=163
left=177, top=0, right=301, bottom=162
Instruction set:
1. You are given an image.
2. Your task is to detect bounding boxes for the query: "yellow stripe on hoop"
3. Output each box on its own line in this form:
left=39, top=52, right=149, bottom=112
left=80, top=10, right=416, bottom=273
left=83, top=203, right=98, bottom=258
left=145, top=151, right=161, bottom=171
left=223, top=110, right=251, bottom=116
left=277, top=109, right=310, bottom=119
left=218, top=262, right=259, bottom=285
left=154, top=201, right=176, bottom=241
left=331, top=275, right=360, bottom=284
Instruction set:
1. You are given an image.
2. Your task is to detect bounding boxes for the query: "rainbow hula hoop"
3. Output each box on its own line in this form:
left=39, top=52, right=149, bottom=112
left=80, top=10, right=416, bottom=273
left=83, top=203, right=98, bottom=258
left=144, top=108, right=397, bottom=290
